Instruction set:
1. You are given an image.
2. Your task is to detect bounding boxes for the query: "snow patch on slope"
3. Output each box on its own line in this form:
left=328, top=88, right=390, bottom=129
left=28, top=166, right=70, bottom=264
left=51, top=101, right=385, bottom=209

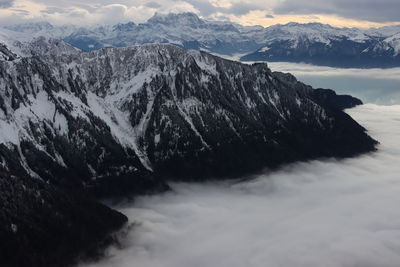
left=87, top=92, right=153, bottom=171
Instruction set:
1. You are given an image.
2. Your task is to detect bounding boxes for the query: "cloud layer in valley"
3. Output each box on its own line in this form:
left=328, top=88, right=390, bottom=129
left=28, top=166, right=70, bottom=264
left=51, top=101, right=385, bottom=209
left=267, top=62, right=400, bottom=105
left=80, top=104, right=400, bottom=267
left=0, top=0, right=400, bottom=27
left=267, top=62, right=400, bottom=80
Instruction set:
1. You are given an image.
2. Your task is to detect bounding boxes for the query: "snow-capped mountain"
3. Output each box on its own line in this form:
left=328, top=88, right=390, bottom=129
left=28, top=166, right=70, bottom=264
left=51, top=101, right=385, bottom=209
left=3, top=12, right=399, bottom=67
left=0, top=44, right=376, bottom=191
left=0, top=28, right=79, bottom=60
left=60, top=12, right=265, bottom=55
left=264, top=22, right=369, bottom=44
left=241, top=22, right=400, bottom=67
left=3, top=21, right=77, bottom=38
left=382, top=33, right=400, bottom=56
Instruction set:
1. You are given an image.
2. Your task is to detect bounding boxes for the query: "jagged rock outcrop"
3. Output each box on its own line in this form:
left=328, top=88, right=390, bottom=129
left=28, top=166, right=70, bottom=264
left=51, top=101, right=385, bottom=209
left=0, top=43, right=18, bottom=61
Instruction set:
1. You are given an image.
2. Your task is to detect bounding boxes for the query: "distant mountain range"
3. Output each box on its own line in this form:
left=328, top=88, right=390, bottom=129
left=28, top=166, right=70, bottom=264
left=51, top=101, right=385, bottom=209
left=1, top=12, right=400, bottom=68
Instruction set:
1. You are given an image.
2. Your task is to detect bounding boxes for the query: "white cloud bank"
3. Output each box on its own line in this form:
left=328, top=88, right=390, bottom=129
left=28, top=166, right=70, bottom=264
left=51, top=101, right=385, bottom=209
left=80, top=104, right=400, bottom=267
left=266, top=62, right=400, bottom=105
left=267, top=62, right=400, bottom=80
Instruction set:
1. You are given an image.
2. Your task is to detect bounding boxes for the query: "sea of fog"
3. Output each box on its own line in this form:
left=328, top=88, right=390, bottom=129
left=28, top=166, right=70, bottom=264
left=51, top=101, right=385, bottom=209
left=268, top=62, right=400, bottom=105
left=80, top=64, right=400, bottom=267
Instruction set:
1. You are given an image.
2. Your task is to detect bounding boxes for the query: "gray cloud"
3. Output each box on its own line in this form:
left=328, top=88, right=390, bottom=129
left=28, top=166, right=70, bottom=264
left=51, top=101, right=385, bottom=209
left=184, top=0, right=217, bottom=16
left=224, top=2, right=261, bottom=16
left=0, top=0, right=14, bottom=8
left=274, top=0, right=400, bottom=22
left=9, top=8, right=29, bottom=15
left=79, top=102, right=400, bottom=267
left=41, top=7, right=71, bottom=14
left=185, top=0, right=262, bottom=16
left=144, top=1, right=161, bottom=8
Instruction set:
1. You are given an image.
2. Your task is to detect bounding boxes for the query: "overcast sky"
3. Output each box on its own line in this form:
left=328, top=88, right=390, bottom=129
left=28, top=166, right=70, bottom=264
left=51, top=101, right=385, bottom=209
left=0, top=0, right=399, bottom=28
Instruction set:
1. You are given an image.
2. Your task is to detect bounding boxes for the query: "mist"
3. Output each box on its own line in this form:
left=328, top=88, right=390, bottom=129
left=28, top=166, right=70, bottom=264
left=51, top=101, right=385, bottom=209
left=268, top=62, right=400, bottom=105
left=80, top=104, right=400, bottom=267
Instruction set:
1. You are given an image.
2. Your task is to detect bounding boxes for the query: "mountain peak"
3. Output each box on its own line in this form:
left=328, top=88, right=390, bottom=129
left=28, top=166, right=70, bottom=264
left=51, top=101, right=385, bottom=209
left=147, top=12, right=205, bottom=26
left=280, top=22, right=334, bottom=29
left=5, top=21, right=54, bottom=33
left=112, top=21, right=136, bottom=32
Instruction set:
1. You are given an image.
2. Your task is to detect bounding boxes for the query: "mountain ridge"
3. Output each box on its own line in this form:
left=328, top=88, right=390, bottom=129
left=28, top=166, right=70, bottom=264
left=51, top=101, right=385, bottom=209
left=2, top=12, right=399, bottom=68
left=0, top=44, right=377, bottom=185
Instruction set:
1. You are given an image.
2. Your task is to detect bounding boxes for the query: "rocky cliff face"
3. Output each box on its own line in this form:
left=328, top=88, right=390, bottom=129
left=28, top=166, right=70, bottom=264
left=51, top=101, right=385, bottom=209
left=0, top=44, right=376, bottom=189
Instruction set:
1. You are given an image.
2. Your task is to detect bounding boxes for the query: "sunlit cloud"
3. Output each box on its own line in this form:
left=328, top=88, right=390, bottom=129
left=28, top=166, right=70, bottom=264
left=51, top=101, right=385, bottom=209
left=0, top=0, right=200, bottom=25
left=0, top=0, right=399, bottom=27
left=225, top=10, right=400, bottom=28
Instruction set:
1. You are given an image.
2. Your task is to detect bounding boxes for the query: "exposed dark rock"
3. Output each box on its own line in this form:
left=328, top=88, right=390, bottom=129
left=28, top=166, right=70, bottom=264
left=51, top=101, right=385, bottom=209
left=0, top=43, right=18, bottom=61
left=311, top=88, right=363, bottom=110
left=272, top=71, right=363, bottom=110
